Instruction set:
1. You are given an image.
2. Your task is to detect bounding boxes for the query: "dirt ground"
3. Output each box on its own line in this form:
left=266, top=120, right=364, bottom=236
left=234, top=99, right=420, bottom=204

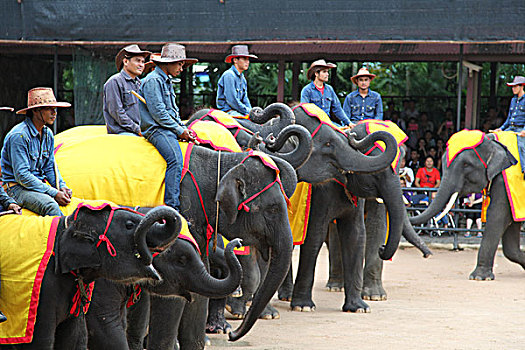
left=208, top=244, right=525, bottom=350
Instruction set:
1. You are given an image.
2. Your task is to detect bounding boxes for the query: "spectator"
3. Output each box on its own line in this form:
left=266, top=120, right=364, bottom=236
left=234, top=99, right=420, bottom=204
left=419, top=112, right=434, bottom=133
left=415, top=156, right=441, bottom=199
left=403, top=99, right=420, bottom=120
left=437, top=108, right=455, bottom=141
left=428, top=146, right=441, bottom=170
left=424, top=130, right=436, bottom=148
left=406, top=117, right=420, bottom=149
left=400, top=99, right=410, bottom=120
left=408, top=149, right=421, bottom=174
left=390, top=111, right=406, bottom=131
left=464, top=193, right=483, bottom=238
left=383, top=101, right=396, bottom=120
left=416, top=137, right=428, bottom=161
left=485, top=106, right=502, bottom=129
left=399, top=156, right=414, bottom=187
left=399, top=177, right=413, bottom=206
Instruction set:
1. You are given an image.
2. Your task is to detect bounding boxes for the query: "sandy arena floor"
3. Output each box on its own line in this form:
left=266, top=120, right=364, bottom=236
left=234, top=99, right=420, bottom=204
left=208, top=244, right=525, bottom=350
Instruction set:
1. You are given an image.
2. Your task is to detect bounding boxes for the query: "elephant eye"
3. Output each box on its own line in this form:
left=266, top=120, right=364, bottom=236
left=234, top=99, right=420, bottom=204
left=178, top=255, right=188, bottom=266
left=125, top=220, right=135, bottom=230
left=325, top=142, right=331, bottom=147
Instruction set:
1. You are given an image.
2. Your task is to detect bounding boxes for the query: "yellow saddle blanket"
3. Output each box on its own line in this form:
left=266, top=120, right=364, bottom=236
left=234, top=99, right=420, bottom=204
left=360, top=119, right=408, bottom=170
left=493, top=131, right=525, bottom=221
left=0, top=215, right=59, bottom=344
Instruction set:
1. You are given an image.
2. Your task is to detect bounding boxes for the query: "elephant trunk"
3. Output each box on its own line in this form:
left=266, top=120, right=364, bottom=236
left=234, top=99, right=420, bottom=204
left=134, top=206, right=181, bottom=266
left=247, top=103, right=296, bottom=137
left=343, top=131, right=398, bottom=174
left=402, top=216, right=433, bottom=258
left=184, top=239, right=244, bottom=298
left=258, top=125, right=313, bottom=170
left=409, top=180, right=459, bottom=225
left=229, top=227, right=293, bottom=341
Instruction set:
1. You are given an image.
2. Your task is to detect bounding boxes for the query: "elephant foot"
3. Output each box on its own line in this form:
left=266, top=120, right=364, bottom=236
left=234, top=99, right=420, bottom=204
left=278, top=284, right=293, bottom=302
left=290, top=297, right=316, bottom=312
left=259, top=304, right=280, bottom=320
left=469, top=267, right=495, bottom=281
left=342, top=297, right=371, bottom=313
left=205, top=336, right=211, bottom=347
left=362, top=281, right=387, bottom=301
left=225, top=296, right=246, bottom=319
left=325, top=279, right=344, bottom=292
left=206, top=310, right=232, bottom=334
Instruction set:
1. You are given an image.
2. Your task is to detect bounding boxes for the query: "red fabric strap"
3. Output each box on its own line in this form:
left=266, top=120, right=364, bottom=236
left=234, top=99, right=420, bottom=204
left=69, top=271, right=95, bottom=317
left=474, top=148, right=488, bottom=168
left=333, top=179, right=358, bottom=207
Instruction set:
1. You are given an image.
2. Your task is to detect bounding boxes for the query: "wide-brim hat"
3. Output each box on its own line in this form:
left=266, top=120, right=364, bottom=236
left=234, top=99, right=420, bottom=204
left=225, top=45, right=258, bottom=63
left=306, top=59, right=337, bottom=80
left=151, top=43, right=198, bottom=68
left=506, top=76, right=525, bottom=86
left=143, top=53, right=161, bottom=75
left=0, top=107, right=14, bottom=112
left=115, top=44, right=152, bottom=71
left=16, top=88, right=71, bottom=115
left=351, top=67, right=376, bottom=85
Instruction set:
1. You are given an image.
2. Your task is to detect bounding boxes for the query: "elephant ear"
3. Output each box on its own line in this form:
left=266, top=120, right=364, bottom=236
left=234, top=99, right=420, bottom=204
left=486, top=136, right=518, bottom=181
left=216, top=163, right=248, bottom=225
left=55, top=206, right=111, bottom=274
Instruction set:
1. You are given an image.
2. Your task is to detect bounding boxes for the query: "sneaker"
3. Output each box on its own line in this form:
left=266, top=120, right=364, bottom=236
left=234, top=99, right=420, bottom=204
left=477, top=232, right=483, bottom=237
left=464, top=233, right=471, bottom=238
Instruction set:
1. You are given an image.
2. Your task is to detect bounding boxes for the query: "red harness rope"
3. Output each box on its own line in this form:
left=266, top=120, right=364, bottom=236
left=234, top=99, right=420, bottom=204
left=332, top=179, right=358, bottom=207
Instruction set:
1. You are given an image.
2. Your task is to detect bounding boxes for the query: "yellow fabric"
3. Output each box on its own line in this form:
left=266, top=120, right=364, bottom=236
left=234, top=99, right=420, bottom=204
left=209, top=110, right=247, bottom=130
left=300, top=103, right=344, bottom=132
left=54, top=125, right=108, bottom=146
left=189, top=120, right=242, bottom=152
left=287, top=182, right=312, bottom=245
left=0, top=215, right=56, bottom=342
left=363, top=119, right=408, bottom=169
left=446, top=130, right=485, bottom=167
left=494, top=131, right=525, bottom=221
left=20, top=198, right=118, bottom=218
left=221, top=236, right=249, bottom=255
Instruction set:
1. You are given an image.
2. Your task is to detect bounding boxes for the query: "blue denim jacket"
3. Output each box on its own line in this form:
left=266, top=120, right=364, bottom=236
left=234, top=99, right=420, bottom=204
left=1, top=117, right=65, bottom=197
left=216, top=66, right=252, bottom=115
left=343, top=90, right=384, bottom=123
left=300, top=82, right=350, bottom=126
left=139, top=67, right=186, bottom=139
left=103, top=70, right=142, bottom=135
left=501, top=95, right=525, bottom=131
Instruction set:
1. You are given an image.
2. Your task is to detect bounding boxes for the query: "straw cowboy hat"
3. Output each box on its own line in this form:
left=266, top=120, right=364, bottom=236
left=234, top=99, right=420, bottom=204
left=144, top=53, right=161, bottom=75
left=151, top=43, right=198, bottom=68
left=225, top=45, right=258, bottom=63
left=306, top=59, right=337, bottom=81
left=16, top=88, right=71, bottom=115
left=115, top=44, right=152, bottom=71
left=0, top=107, right=14, bottom=112
left=351, top=67, right=376, bottom=85
left=506, top=76, right=525, bottom=86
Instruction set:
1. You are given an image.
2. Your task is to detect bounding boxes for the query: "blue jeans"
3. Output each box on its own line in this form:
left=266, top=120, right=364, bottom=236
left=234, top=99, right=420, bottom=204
left=506, top=126, right=525, bottom=174
left=7, top=185, right=63, bottom=216
left=147, top=128, right=183, bottom=209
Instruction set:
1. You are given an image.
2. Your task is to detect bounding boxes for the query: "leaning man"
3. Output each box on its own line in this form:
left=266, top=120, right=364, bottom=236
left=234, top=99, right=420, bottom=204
left=103, top=44, right=151, bottom=135
left=139, top=43, right=197, bottom=211
left=216, top=45, right=257, bottom=116
left=1, top=88, right=72, bottom=216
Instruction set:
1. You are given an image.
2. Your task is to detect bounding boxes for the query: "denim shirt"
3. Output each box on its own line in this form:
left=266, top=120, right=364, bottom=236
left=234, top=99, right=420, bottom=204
left=343, top=90, right=384, bottom=123
left=1, top=117, right=65, bottom=197
left=139, top=66, right=187, bottom=139
left=300, top=82, right=350, bottom=126
left=500, top=95, right=525, bottom=131
left=216, top=66, right=252, bottom=115
left=103, top=69, right=142, bottom=135
left=0, top=186, right=16, bottom=210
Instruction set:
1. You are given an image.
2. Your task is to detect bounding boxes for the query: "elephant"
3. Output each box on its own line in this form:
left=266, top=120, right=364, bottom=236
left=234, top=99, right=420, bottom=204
left=410, top=131, right=519, bottom=281
left=0, top=205, right=181, bottom=350
left=86, top=235, right=243, bottom=350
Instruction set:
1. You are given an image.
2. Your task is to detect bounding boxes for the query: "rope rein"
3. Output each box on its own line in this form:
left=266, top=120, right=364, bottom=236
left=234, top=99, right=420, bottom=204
left=213, top=151, right=221, bottom=252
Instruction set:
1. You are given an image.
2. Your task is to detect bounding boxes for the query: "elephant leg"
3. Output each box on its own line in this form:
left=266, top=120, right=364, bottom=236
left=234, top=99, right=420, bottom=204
left=177, top=294, right=208, bottom=350
left=206, top=297, right=231, bottom=334
left=501, top=222, right=525, bottom=269
left=126, top=292, right=151, bottom=350
left=326, top=221, right=344, bottom=292
left=54, top=314, right=88, bottom=350
left=226, top=252, right=260, bottom=319
left=337, top=203, right=370, bottom=313
left=362, top=200, right=387, bottom=301
left=470, top=187, right=512, bottom=281
left=253, top=250, right=280, bottom=320
left=147, top=296, right=185, bottom=350
left=278, top=262, right=294, bottom=301
left=291, top=216, right=329, bottom=311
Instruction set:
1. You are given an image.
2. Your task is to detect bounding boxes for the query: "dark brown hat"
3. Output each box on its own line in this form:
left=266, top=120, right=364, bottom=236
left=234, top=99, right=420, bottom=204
left=143, top=53, right=161, bottom=75
left=115, top=44, right=152, bottom=71
left=306, top=59, right=337, bottom=80
left=151, top=43, right=198, bottom=68
left=225, top=45, right=258, bottom=63
left=16, top=88, right=71, bottom=115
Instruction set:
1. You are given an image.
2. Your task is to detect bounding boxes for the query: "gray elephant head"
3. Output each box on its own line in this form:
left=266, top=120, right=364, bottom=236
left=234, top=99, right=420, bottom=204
left=410, top=132, right=517, bottom=225
left=56, top=205, right=181, bottom=283
left=238, top=102, right=296, bottom=137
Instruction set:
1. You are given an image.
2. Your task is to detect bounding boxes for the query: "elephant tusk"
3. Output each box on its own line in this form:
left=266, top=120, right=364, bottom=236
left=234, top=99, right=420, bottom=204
left=434, top=192, right=458, bottom=222
left=376, top=198, right=384, bottom=204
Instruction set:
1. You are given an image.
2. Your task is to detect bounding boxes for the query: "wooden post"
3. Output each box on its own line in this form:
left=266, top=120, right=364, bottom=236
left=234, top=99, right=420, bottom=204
left=291, top=61, right=300, bottom=102
left=277, top=60, right=285, bottom=103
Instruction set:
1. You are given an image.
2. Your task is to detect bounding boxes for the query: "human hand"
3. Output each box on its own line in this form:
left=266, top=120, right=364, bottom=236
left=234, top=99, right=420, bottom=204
left=519, top=130, right=525, bottom=137
left=60, top=187, right=73, bottom=199
left=489, top=128, right=502, bottom=133
left=55, top=190, right=72, bottom=206
left=179, top=129, right=196, bottom=143
left=8, top=203, right=22, bottom=215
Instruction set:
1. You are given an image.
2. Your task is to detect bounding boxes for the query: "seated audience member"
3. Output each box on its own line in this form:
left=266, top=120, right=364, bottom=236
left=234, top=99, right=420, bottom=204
left=419, top=112, right=434, bottom=133
left=399, top=177, right=413, bottom=206
left=399, top=157, right=414, bottom=187
left=463, top=193, right=483, bottom=238
left=424, top=130, right=436, bottom=148
left=408, top=150, right=421, bottom=174
left=415, top=156, right=441, bottom=199
left=390, top=111, right=406, bottom=131
left=406, top=117, right=420, bottom=149
left=416, top=137, right=428, bottom=160
left=383, top=101, right=396, bottom=120
left=1, top=88, right=72, bottom=217
left=403, top=99, right=420, bottom=120
left=437, top=108, right=455, bottom=140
